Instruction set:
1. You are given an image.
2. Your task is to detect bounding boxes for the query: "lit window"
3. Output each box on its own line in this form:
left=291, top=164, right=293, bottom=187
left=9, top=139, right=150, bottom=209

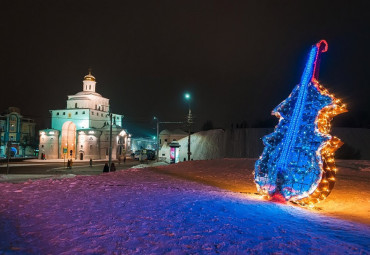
left=68, top=113, right=71, bottom=118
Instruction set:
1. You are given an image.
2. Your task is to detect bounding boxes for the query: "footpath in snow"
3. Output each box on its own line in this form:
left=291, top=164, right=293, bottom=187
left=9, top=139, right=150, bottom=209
left=0, top=159, right=369, bottom=254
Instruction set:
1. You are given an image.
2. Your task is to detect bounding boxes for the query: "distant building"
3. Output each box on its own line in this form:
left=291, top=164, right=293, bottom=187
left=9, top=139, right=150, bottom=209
left=0, top=107, right=37, bottom=158
left=131, top=137, right=157, bottom=153
left=159, top=129, right=188, bottom=146
left=39, top=71, right=130, bottom=160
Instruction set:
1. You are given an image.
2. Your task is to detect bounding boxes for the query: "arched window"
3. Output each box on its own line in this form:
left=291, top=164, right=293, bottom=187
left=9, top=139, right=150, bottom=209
left=75, top=103, right=78, bottom=108
left=89, top=85, right=91, bottom=90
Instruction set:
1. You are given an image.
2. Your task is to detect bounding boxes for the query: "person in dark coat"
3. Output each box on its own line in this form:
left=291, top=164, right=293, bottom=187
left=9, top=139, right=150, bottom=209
left=103, top=163, right=109, bottom=172
left=110, top=163, right=116, bottom=172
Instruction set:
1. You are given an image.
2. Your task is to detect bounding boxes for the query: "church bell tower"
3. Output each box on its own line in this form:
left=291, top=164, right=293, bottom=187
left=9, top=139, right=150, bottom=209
left=83, top=69, right=96, bottom=92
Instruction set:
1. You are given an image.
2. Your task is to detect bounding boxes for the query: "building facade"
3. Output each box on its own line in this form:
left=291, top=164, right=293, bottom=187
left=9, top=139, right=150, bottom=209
left=39, top=71, right=130, bottom=160
left=0, top=107, right=37, bottom=158
left=159, top=129, right=188, bottom=146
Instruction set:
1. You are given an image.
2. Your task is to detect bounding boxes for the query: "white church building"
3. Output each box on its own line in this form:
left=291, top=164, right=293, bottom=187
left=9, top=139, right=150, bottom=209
left=39, top=71, right=130, bottom=160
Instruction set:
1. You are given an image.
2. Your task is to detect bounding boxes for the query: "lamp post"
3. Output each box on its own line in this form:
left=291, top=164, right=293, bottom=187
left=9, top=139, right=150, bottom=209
left=0, top=128, right=2, bottom=157
left=108, top=113, right=113, bottom=172
left=154, top=116, right=159, bottom=162
left=185, top=93, right=192, bottom=161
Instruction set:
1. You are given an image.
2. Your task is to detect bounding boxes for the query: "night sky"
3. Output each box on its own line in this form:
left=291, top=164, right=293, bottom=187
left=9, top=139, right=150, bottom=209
left=1, top=1, right=369, bottom=136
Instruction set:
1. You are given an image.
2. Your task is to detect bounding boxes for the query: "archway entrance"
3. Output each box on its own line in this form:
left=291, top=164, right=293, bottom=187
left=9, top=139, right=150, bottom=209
left=61, top=121, right=76, bottom=159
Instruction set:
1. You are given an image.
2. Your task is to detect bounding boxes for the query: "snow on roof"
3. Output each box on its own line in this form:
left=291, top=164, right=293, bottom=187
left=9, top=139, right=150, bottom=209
left=159, top=129, right=187, bottom=135
left=159, top=129, right=171, bottom=135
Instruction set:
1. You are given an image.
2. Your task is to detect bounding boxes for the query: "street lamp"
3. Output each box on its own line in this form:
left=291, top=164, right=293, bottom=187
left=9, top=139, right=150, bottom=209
left=154, top=116, right=159, bottom=162
left=184, top=93, right=192, bottom=161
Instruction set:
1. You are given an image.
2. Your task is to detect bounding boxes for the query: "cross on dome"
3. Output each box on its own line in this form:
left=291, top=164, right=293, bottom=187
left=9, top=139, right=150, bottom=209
left=84, top=68, right=96, bottom=82
left=82, top=68, right=97, bottom=92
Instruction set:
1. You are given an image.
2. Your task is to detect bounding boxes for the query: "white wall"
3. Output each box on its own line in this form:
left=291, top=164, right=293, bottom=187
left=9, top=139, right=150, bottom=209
left=39, top=130, right=59, bottom=159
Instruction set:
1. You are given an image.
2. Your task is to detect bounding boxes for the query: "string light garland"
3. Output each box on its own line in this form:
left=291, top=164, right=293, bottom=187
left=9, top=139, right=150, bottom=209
left=254, top=40, right=347, bottom=206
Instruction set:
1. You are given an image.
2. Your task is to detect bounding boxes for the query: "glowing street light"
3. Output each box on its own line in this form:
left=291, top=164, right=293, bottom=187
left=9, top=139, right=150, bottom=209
left=184, top=92, right=192, bottom=161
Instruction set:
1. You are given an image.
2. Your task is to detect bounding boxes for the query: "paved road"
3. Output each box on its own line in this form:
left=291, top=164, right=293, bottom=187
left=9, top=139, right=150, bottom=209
left=0, top=159, right=141, bottom=175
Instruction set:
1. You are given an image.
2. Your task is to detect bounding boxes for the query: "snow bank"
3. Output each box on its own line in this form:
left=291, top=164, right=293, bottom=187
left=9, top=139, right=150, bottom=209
left=0, top=159, right=369, bottom=254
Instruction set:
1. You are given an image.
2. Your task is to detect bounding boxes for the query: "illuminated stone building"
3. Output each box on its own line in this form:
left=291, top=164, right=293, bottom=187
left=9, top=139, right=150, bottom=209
left=39, top=71, right=130, bottom=160
left=0, top=107, right=37, bottom=158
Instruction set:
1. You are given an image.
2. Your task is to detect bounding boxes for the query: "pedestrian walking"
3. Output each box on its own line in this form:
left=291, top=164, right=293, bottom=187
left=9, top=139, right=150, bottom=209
left=89, top=158, right=93, bottom=167
left=123, top=156, right=126, bottom=164
left=110, top=163, right=116, bottom=172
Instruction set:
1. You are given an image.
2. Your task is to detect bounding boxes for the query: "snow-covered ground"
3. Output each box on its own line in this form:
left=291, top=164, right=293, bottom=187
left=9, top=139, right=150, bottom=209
left=0, top=159, right=369, bottom=254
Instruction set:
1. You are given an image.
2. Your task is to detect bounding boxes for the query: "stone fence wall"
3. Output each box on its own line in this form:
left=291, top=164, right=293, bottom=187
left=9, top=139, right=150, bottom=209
left=171, top=128, right=370, bottom=160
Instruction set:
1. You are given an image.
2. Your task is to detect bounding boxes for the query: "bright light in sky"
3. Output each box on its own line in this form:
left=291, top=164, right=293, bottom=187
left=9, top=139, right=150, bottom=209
left=185, top=93, right=190, bottom=100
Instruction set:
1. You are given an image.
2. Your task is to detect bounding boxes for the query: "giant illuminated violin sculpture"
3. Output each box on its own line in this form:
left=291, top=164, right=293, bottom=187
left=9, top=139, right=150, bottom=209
left=254, top=40, right=347, bottom=206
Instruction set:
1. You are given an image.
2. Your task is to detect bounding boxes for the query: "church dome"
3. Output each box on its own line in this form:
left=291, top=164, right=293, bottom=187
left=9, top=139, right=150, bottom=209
left=84, top=70, right=96, bottom=81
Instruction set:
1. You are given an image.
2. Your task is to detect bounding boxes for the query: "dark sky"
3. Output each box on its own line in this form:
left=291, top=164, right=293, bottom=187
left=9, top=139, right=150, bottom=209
left=1, top=0, right=369, bottom=136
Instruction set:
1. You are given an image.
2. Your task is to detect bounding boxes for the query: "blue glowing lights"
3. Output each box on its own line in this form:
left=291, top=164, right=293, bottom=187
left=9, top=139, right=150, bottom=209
left=254, top=40, right=347, bottom=206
